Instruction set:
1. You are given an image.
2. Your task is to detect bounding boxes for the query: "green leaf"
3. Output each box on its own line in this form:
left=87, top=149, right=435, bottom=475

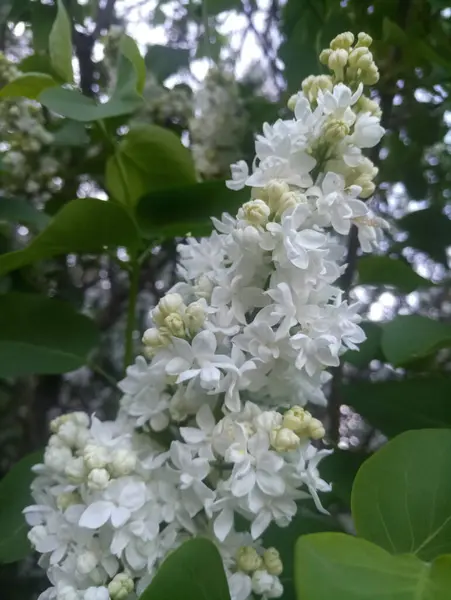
left=294, top=533, right=451, bottom=600
left=0, top=198, right=140, bottom=276
left=138, top=538, right=230, bottom=600
left=19, top=53, right=62, bottom=79
left=137, top=180, right=249, bottom=238
left=0, top=451, right=42, bottom=563
left=400, top=208, right=451, bottom=265
left=343, top=377, right=451, bottom=437
left=344, top=322, right=383, bottom=367
left=352, top=429, right=451, bottom=561
left=119, top=34, right=146, bottom=94
left=0, top=198, right=50, bottom=230
left=145, top=45, right=190, bottom=82
left=0, top=73, right=57, bottom=99
left=52, top=119, right=89, bottom=147
left=31, top=3, right=57, bottom=53
left=107, top=124, right=196, bottom=205
left=381, top=315, right=451, bottom=366
left=357, top=256, right=431, bottom=293
left=0, top=293, right=99, bottom=377
left=49, top=0, right=73, bottom=83
left=39, top=81, right=142, bottom=122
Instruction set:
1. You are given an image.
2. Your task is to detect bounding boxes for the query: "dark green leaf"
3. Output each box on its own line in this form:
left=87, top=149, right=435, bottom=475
left=52, top=120, right=90, bottom=147
left=145, top=45, right=190, bottom=82
left=138, top=538, right=230, bottom=600
left=0, top=293, right=99, bottom=376
left=107, top=124, right=196, bottom=205
left=357, top=256, right=431, bottom=293
left=319, top=451, right=370, bottom=507
left=31, top=3, right=57, bottom=53
left=119, top=34, right=146, bottom=94
left=0, top=198, right=50, bottom=230
left=352, top=429, right=451, bottom=561
left=0, top=73, right=57, bottom=99
left=49, top=0, right=73, bottom=82
left=206, top=0, right=241, bottom=14
left=137, top=180, right=249, bottom=238
left=295, top=533, right=451, bottom=600
left=400, top=208, right=451, bottom=265
left=344, top=322, right=383, bottom=367
left=19, top=54, right=62, bottom=79
left=0, top=198, right=140, bottom=276
left=343, top=377, right=451, bottom=437
left=382, top=315, right=451, bottom=366
left=0, top=451, right=42, bottom=563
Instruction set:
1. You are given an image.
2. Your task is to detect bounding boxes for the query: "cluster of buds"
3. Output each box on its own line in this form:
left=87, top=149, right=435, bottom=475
left=142, top=293, right=206, bottom=355
left=235, top=546, right=283, bottom=598
left=320, top=31, right=379, bottom=85
left=269, top=407, right=325, bottom=452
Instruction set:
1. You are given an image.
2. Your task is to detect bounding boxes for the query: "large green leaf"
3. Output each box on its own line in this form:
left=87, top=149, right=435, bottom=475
left=352, top=429, right=451, bottom=561
left=106, top=124, right=196, bottom=205
left=381, top=315, right=451, bottom=366
left=295, top=533, right=451, bottom=600
left=139, top=538, right=230, bottom=600
left=137, top=180, right=249, bottom=238
left=357, top=256, right=431, bottom=293
left=145, top=45, right=190, bottom=82
left=343, top=377, right=451, bottom=437
left=0, top=198, right=50, bottom=230
left=344, top=322, right=383, bottom=367
left=49, top=0, right=73, bottom=83
left=0, top=73, right=57, bottom=100
left=0, top=451, right=42, bottom=563
left=52, top=119, right=90, bottom=147
left=0, top=198, right=140, bottom=276
left=0, top=293, right=99, bottom=377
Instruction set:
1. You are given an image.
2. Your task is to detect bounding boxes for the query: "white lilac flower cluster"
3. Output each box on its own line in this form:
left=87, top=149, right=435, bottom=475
left=190, top=68, right=247, bottom=179
left=25, top=32, right=387, bottom=600
left=0, top=53, right=62, bottom=203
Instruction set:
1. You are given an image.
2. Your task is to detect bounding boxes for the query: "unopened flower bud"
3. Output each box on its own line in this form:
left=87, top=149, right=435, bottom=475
left=270, top=427, right=300, bottom=452
left=324, top=119, right=350, bottom=142
left=108, top=573, right=134, bottom=600
left=83, top=444, right=109, bottom=471
left=184, top=301, right=206, bottom=333
left=194, top=275, right=214, bottom=300
left=238, top=199, right=271, bottom=226
left=362, top=65, right=379, bottom=85
left=264, top=180, right=290, bottom=209
left=287, top=93, right=298, bottom=111
left=142, top=327, right=168, bottom=353
left=252, top=571, right=282, bottom=597
left=164, top=312, right=186, bottom=338
left=44, top=446, right=72, bottom=474
left=348, top=46, right=370, bottom=67
left=236, top=546, right=263, bottom=573
left=356, top=51, right=374, bottom=71
left=356, top=32, right=373, bottom=48
left=283, top=406, right=313, bottom=434
left=87, top=468, right=110, bottom=490
left=56, top=421, right=80, bottom=446
left=330, top=32, right=354, bottom=50
left=319, top=49, right=332, bottom=65
left=357, top=96, right=381, bottom=118
left=56, top=491, right=81, bottom=511
left=77, top=551, right=98, bottom=575
left=354, top=175, right=376, bottom=198
left=158, top=293, right=185, bottom=318
left=302, top=75, right=333, bottom=103
left=263, top=548, right=283, bottom=576
left=110, top=448, right=137, bottom=477
left=328, top=49, right=348, bottom=71
left=65, top=456, right=86, bottom=483
left=308, top=418, right=326, bottom=440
